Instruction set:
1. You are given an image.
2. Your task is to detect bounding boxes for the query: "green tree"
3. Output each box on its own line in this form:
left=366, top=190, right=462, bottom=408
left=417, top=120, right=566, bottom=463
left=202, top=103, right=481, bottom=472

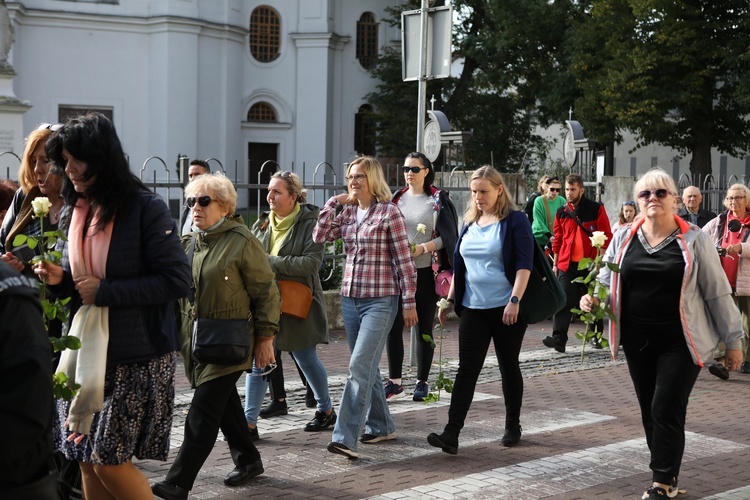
left=367, top=0, right=579, bottom=173
left=573, top=0, right=750, bottom=177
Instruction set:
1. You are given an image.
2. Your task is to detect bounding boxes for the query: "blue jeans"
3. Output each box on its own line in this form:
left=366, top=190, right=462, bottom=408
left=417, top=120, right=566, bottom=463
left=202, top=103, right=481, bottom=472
left=244, top=346, right=332, bottom=425
left=332, top=295, right=398, bottom=451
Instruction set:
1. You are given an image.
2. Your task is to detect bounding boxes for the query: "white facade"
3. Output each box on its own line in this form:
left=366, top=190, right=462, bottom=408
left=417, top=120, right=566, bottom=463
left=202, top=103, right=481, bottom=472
left=4, top=0, right=400, bottom=184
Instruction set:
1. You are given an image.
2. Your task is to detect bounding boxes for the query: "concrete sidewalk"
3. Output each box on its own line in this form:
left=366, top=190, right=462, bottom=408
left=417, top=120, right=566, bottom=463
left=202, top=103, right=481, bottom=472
left=137, top=319, right=750, bottom=499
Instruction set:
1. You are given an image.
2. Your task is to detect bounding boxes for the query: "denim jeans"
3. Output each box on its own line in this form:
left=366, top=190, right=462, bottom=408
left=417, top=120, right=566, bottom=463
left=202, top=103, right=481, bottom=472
left=332, top=295, right=398, bottom=451
left=244, top=346, right=332, bottom=425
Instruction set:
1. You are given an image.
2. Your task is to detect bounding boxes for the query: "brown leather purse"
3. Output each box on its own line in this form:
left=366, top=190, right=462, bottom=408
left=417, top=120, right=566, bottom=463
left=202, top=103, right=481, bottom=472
left=278, top=280, right=313, bottom=320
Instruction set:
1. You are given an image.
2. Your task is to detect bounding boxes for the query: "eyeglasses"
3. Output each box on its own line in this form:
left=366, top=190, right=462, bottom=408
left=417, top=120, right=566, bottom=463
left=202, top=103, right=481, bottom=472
left=637, top=189, right=671, bottom=200
left=249, top=363, right=277, bottom=377
left=346, top=174, right=366, bottom=182
left=37, top=123, right=63, bottom=132
left=402, top=166, right=426, bottom=174
left=726, top=196, right=746, bottom=202
left=623, top=201, right=636, bottom=206
left=186, top=195, right=213, bottom=208
left=548, top=187, right=561, bottom=192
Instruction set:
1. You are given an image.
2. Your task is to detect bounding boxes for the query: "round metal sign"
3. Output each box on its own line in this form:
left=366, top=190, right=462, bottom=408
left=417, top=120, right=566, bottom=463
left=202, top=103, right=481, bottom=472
left=423, top=120, right=441, bottom=162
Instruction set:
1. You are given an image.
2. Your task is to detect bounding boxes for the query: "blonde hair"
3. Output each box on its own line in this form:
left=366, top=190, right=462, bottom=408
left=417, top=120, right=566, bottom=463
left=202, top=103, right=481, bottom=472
left=186, top=171, right=237, bottom=214
left=724, top=183, right=750, bottom=210
left=347, top=156, right=392, bottom=203
left=634, top=168, right=678, bottom=200
left=19, top=128, right=54, bottom=194
left=464, top=165, right=516, bottom=224
left=271, top=171, right=307, bottom=204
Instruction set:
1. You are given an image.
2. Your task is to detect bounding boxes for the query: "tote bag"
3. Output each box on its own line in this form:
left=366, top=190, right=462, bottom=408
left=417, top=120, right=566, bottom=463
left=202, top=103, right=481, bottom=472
left=519, top=241, right=566, bottom=324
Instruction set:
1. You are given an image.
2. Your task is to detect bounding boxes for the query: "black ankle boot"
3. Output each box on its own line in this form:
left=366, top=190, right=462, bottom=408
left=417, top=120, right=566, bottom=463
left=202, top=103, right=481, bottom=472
left=427, top=430, right=458, bottom=455
left=501, top=423, right=521, bottom=447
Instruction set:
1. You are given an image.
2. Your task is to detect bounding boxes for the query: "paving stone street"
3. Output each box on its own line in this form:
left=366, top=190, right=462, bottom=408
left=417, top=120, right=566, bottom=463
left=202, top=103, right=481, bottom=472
left=137, top=318, right=750, bottom=499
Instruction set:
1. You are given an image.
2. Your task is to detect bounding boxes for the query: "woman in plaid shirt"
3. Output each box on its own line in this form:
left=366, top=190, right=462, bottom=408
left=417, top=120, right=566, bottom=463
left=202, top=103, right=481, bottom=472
left=313, top=156, right=417, bottom=459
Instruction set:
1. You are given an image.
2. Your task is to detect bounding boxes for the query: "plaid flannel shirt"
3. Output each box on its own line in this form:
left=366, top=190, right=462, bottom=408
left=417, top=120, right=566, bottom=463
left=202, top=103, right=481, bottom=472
left=313, top=197, right=417, bottom=309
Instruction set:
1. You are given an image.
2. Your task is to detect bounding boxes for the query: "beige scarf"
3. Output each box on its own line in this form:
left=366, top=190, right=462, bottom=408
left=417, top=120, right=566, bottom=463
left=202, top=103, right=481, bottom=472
left=56, top=198, right=113, bottom=435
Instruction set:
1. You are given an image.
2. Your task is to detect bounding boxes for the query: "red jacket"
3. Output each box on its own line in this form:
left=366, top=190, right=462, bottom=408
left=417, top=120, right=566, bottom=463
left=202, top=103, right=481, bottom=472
left=551, top=196, right=612, bottom=272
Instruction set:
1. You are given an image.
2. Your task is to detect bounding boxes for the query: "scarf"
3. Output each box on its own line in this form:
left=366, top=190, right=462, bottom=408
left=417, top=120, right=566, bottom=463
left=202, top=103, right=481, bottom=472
left=55, top=198, right=114, bottom=435
left=269, top=203, right=300, bottom=256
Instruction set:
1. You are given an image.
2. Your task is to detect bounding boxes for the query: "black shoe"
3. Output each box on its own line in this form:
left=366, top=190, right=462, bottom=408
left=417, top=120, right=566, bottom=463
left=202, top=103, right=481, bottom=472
left=223, top=459, right=264, bottom=487
left=741, top=361, right=750, bottom=374
left=501, top=425, right=522, bottom=447
left=246, top=423, right=259, bottom=442
left=591, top=337, right=603, bottom=349
left=709, top=363, right=730, bottom=380
left=151, top=480, right=188, bottom=500
left=327, top=441, right=358, bottom=459
left=305, top=386, right=316, bottom=408
left=259, top=399, right=288, bottom=419
left=304, top=409, right=337, bottom=432
left=543, top=336, right=566, bottom=353
left=427, top=431, right=458, bottom=455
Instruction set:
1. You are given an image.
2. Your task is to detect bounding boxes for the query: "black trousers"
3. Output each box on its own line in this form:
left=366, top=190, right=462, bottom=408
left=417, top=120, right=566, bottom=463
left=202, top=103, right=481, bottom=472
left=445, top=306, right=527, bottom=436
left=622, top=333, right=700, bottom=484
left=166, top=371, right=261, bottom=490
left=268, top=350, right=308, bottom=401
left=552, top=264, right=603, bottom=341
left=386, top=267, right=438, bottom=381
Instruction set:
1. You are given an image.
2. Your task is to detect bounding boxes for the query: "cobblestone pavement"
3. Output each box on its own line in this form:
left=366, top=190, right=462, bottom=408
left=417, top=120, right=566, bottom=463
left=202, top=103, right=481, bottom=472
left=137, top=319, right=750, bottom=499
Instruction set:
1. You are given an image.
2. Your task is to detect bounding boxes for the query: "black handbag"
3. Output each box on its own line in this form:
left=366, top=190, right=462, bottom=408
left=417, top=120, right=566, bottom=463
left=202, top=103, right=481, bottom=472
left=191, top=318, right=251, bottom=365
left=187, top=235, right=251, bottom=365
left=519, top=240, right=566, bottom=324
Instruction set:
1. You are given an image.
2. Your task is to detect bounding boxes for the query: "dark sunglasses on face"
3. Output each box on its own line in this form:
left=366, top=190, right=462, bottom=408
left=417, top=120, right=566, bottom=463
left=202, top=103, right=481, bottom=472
left=637, top=189, right=671, bottom=200
left=548, top=187, right=561, bottom=192
left=623, top=201, right=636, bottom=206
left=186, top=195, right=213, bottom=208
left=402, top=166, right=426, bottom=174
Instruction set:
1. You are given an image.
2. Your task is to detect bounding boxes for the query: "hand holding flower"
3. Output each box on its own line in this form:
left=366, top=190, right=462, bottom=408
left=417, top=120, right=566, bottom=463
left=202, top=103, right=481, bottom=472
left=410, top=223, right=428, bottom=254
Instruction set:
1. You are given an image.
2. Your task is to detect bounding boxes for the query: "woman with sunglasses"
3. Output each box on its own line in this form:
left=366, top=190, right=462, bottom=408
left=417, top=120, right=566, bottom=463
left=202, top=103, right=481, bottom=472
left=702, top=183, right=750, bottom=379
left=35, top=113, right=192, bottom=500
left=0, top=124, right=64, bottom=277
left=313, top=156, right=417, bottom=459
left=611, top=200, right=638, bottom=233
left=384, top=152, right=458, bottom=401
left=245, top=170, right=335, bottom=436
left=531, top=177, right=565, bottom=248
left=579, top=168, right=742, bottom=500
left=152, top=172, right=280, bottom=499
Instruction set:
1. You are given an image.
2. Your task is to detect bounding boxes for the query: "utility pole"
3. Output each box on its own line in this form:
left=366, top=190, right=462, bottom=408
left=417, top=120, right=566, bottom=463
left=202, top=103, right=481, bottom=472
left=415, top=0, right=429, bottom=152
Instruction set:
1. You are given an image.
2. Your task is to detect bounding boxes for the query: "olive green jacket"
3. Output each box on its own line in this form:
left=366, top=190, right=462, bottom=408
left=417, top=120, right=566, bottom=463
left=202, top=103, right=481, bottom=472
left=252, top=204, right=329, bottom=351
left=180, top=215, right=280, bottom=388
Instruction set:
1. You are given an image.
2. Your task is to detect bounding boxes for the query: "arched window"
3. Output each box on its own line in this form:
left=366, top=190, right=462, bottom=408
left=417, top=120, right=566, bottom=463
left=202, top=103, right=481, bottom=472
left=356, top=12, right=378, bottom=70
left=248, top=102, right=277, bottom=122
left=249, top=6, right=281, bottom=62
left=354, top=104, right=375, bottom=156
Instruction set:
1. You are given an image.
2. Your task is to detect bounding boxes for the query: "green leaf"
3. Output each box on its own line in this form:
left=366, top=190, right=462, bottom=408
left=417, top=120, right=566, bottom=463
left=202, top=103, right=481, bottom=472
left=12, top=234, right=28, bottom=246
left=606, top=262, right=621, bottom=272
left=26, top=238, right=39, bottom=250
left=577, top=258, right=593, bottom=270
left=421, top=333, right=436, bottom=348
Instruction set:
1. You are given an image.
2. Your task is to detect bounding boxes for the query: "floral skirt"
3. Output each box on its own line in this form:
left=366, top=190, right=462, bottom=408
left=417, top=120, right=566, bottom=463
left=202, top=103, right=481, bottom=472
left=55, top=352, right=176, bottom=465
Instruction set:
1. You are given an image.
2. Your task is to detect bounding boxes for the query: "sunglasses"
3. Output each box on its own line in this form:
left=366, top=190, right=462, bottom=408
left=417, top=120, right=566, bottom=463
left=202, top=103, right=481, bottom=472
left=37, top=123, right=63, bottom=132
left=249, top=363, right=277, bottom=377
left=402, top=166, right=426, bottom=174
left=622, top=201, right=636, bottom=206
left=548, top=187, right=561, bottom=192
left=186, top=195, right=213, bottom=208
left=637, top=189, right=671, bottom=200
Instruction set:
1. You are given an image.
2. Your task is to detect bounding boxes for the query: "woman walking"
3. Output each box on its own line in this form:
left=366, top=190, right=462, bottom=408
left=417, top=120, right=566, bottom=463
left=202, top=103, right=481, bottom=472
left=313, top=156, right=417, bottom=459
left=427, top=166, right=533, bottom=454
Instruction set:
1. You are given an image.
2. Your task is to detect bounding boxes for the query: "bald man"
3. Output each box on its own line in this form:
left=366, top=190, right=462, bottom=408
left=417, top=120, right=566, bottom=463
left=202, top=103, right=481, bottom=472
left=678, top=186, right=717, bottom=228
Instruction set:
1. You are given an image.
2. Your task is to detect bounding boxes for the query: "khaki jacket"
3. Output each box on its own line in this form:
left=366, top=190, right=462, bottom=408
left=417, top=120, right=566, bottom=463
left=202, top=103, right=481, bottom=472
left=179, top=215, right=280, bottom=388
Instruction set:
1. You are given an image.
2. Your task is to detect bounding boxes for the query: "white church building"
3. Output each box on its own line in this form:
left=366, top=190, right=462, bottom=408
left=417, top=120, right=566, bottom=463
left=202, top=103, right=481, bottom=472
left=2, top=0, right=398, bottom=190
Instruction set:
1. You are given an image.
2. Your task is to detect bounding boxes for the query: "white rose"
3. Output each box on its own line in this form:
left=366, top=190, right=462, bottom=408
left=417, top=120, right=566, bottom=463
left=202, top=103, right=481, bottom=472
left=589, top=231, right=607, bottom=248
left=31, top=197, right=52, bottom=217
left=436, top=298, right=451, bottom=309
left=416, top=223, right=427, bottom=235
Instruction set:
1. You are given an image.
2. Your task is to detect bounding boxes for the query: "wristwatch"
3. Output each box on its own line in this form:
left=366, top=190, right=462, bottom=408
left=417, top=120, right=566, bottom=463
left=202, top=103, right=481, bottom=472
left=510, top=295, right=519, bottom=304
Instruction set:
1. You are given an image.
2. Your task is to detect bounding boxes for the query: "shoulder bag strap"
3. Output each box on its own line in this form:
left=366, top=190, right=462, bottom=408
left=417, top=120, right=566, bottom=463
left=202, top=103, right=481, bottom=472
left=543, top=198, right=553, bottom=228
left=563, top=205, right=594, bottom=238
left=187, top=234, right=197, bottom=305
